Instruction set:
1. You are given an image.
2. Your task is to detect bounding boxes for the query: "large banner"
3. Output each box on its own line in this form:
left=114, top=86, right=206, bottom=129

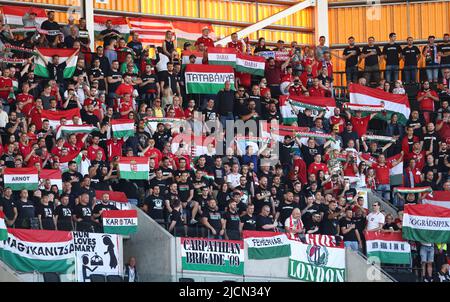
left=73, top=232, right=123, bottom=282
left=0, top=229, right=75, bottom=273
left=365, top=231, right=411, bottom=265
left=243, top=231, right=291, bottom=260
left=184, top=64, right=235, bottom=94
left=288, top=240, right=346, bottom=282
left=180, top=237, right=244, bottom=275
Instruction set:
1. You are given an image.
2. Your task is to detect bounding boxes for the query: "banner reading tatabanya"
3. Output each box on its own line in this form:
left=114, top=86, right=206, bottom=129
left=184, top=64, right=235, bottom=94
left=180, top=237, right=244, bottom=275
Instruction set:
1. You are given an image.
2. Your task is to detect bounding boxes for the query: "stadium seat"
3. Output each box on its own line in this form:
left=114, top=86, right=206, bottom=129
left=106, top=275, right=124, bottom=282
left=43, top=272, right=60, bottom=282
left=179, top=278, right=195, bottom=282
left=89, top=274, right=107, bottom=282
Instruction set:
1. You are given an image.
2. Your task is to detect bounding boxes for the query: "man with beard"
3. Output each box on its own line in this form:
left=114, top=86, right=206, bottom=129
left=222, top=200, right=241, bottom=240
left=143, top=185, right=165, bottom=223
left=201, top=198, right=223, bottom=239
left=54, top=195, right=74, bottom=231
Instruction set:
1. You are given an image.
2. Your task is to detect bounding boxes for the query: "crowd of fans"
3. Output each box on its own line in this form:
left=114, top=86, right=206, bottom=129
left=0, top=10, right=449, bottom=282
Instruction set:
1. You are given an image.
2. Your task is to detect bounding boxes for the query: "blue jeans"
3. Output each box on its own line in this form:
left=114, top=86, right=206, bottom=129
left=220, top=112, right=234, bottom=130
left=385, top=65, right=399, bottom=82
left=346, top=65, right=359, bottom=84
left=426, top=63, right=439, bottom=82
left=377, top=184, right=391, bottom=201
left=344, top=241, right=359, bottom=252
left=403, top=66, right=418, bottom=83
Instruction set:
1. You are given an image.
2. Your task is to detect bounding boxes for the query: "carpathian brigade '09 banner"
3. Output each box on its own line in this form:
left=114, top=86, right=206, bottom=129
left=180, top=237, right=244, bottom=275
left=184, top=64, right=235, bottom=94
left=73, top=231, right=122, bottom=282
left=288, top=240, right=346, bottom=282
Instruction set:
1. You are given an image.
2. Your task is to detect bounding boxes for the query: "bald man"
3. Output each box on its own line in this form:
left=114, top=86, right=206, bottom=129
left=285, top=208, right=304, bottom=239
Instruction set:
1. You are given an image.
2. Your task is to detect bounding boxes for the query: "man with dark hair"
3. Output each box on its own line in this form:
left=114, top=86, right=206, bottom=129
left=73, top=193, right=94, bottom=232
left=99, top=19, right=121, bottom=47
left=337, top=36, right=361, bottom=84
left=383, top=32, right=402, bottom=82
left=40, top=10, right=61, bottom=43
left=361, top=36, right=382, bottom=85
left=402, top=37, right=421, bottom=83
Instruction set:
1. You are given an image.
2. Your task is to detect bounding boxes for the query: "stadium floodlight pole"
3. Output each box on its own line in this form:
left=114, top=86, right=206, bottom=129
left=80, top=0, right=95, bottom=51
left=214, top=0, right=316, bottom=46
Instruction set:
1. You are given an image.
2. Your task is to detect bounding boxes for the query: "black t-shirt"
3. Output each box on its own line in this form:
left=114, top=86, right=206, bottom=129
left=383, top=43, right=402, bottom=66
left=341, top=130, right=359, bottom=148
left=279, top=141, right=294, bottom=165
left=127, top=41, right=143, bottom=61
left=202, top=207, right=222, bottom=232
left=92, top=202, right=118, bottom=224
left=438, top=150, right=450, bottom=173
left=256, top=215, right=273, bottom=231
left=149, top=178, right=168, bottom=195
left=73, top=204, right=92, bottom=222
left=362, top=45, right=382, bottom=66
left=144, top=194, right=165, bottom=220
left=152, top=130, right=171, bottom=150
left=46, top=62, right=67, bottom=83
left=254, top=186, right=272, bottom=215
left=300, top=144, right=323, bottom=167
left=169, top=209, right=184, bottom=231
left=55, top=204, right=72, bottom=222
left=422, top=165, right=440, bottom=182
left=339, top=218, right=358, bottom=242
left=140, top=73, right=159, bottom=94
left=203, top=108, right=218, bottom=123
left=1, top=153, right=16, bottom=168
left=304, top=219, right=321, bottom=234
left=159, top=71, right=178, bottom=94
left=100, top=29, right=120, bottom=47
left=382, top=223, right=400, bottom=231
left=321, top=208, right=340, bottom=235
left=16, top=200, right=36, bottom=225
left=36, top=129, right=55, bottom=151
left=439, top=42, right=450, bottom=65
left=343, top=46, right=361, bottom=67
left=277, top=201, right=299, bottom=227
left=89, top=67, right=106, bottom=91
left=223, top=210, right=240, bottom=232
left=177, top=180, right=194, bottom=203
left=36, top=203, right=55, bottom=229
left=241, top=214, right=256, bottom=231
left=107, top=70, right=122, bottom=93
left=0, top=197, right=15, bottom=220
left=342, top=188, right=357, bottom=204
left=422, top=132, right=439, bottom=156
left=353, top=216, right=366, bottom=236
left=81, top=111, right=100, bottom=126
left=406, top=117, right=426, bottom=138
left=402, top=46, right=421, bottom=66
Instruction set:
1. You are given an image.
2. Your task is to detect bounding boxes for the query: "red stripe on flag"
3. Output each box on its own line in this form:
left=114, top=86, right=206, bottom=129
left=37, top=47, right=79, bottom=58
left=242, top=230, right=284, bottom=238
left=102, top=210, right=137, bottom=218
left=237, top=52, right=266, bottom=63
left=349, top=83, right=410, bottom=107
left=4, top=167, right=38, bottom=175
left=95, top=190, right=128, bottom=203
left=7, top=228, right=72, bottom=243
left=118, top=156, right=149, bottom=165
left=1, top=6, right=47, bottom=18
left=111, top=118, right=135, bottom=125
left=364, top=231, right=406, bottom=241
left=41, top=108, right=81, bottom=121
left=0, top=210, right=5, bottom=219
left=404, top=204, right=450, bottom=218
left=39, top=169, right=62, bottom=179
left=207, top=47, right=237, bottom=55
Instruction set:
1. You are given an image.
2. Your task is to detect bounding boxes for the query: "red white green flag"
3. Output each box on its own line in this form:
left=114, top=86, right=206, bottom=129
left=128, top=18, right=173, bottom=46
left=235, top=53, right=265, bottom=76
left=1, top=6, right=46, bottom=26
left=102, top=210, right=138, bottom=235
left=0, top=229, right=75, bottom=273
left=95, top=190, right=131, bottom=210
left=243, top=231, right=291, bottom=259
left=365, top=231, right=411, bottom=265
left=0, top=211, right=7, bottom=241
left=181, top=50, right=204, bottom=65
left=422, top=191, right=450, bottom=209
left=55, top=124, right=98, bottom=139
left=34, top=48, right=79, bottom=79
left=118, top=157, right=149, bottom=180
left=280, top=95, right=336, bottom=125
left=111, top=119, right=135, bottom=138
left=185, top=64, right=235, bottom=94
left=94, top=15, right=130, bottom=40
left=41, top=108, right=81, bottom=129
left=403, top=204, right=450, bottom=243
left=4, top=167, right=39, bottom=191
left=207, top=47, right=237, bottom=67
left=172, top=21, right=215, bottom=45
left=39, top=169, right=62, bottom=193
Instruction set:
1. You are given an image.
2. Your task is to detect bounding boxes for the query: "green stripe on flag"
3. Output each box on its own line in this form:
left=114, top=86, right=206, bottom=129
left=247, top=244, right=291, bottom=259
left=0, top=229, right=7, bottom=241
left=7, top=183, right=39, bottom=191
left=208, top=60, right=236, bottom=67
left=63, top=66, right=76, bottom=79
left=103, top=225, right=137, bottom=235
left=0, top=249, right=74, bottom=273
left=367, top=251, right=410, bottom=265
left=235, top=65, right=264, bottom=76
left=181, top=258, right=243, bottom=275
left=113, top=129, right=135, bottom=138
left=186, top=83, right=234, bottom=94
left=34, top=63, right=49, bottom=78
left=402, top=227, right=450, bottom=243
left=120, top=171, right=148, bottom=180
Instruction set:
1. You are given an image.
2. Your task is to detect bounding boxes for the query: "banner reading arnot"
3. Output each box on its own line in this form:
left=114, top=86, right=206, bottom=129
left=181, top=237, right=244, bottom=275
left=288, top=240, right=346, bottom=282
left=73, top=232, right=123, bottom=282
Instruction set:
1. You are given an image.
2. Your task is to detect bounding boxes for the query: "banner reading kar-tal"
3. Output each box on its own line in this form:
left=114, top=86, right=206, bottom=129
left=73, top=232, right=123, bottom=282
left=288, top=240, right=346, bottom=282
left=180, top=237, right=244, bottom=275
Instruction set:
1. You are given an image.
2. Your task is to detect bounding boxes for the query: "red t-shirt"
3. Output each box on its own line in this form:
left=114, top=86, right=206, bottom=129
left=19, top=142, right=32, bottom=158
left=437, top=119, right=450, bottom=142
left=27, top=154, right=42, bottom=167
left=371, top=162, right=393, bottom=185
left=318, top=61, right=334, bottom=78
left=288, top=85, right=304, bottom=97
left=28, top=107, right=43, bottom=130
left=144, top=147, right=163, bottom=168
left=16, top=93, right=34, bottom=116
left=227, top=41, right=244, bottom=53
left=195, top=36, right=215, bottom=48
left=307, top=162, right=329, bottom=177
left=87, top=145, right=106, bottom=161
left=235, top=71, right=251, bottom=88
left=330, top=116, right=345, bottom=133
left=119, top=101, right=133, bottom=117
left=173, top=107, right=185, bottom=118
left=417, top=90, right=438, bottom=111
left=308, top=87, right=325, bottom=97
left=0, top=77, right=12, bottom=100
left=351, top=116, right=371, bottom=138
left=64, top=140, right=84, bottom=155
left=106, top=139, right=124, bottom=159
left=405, top=151, right=426, bottom=170
left=51, top=146, right=63, bottom=158
left=115, top=83, right=134, bottom=96
left=343, top=164, right=357, bottom=177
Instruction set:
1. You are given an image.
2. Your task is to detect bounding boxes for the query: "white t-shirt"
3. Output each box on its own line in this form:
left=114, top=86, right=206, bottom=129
left=156, top=53, right=170, bottom=72
left=366, top=212, right=385, bottom=231
left=226, top=173, right=242, bottom=189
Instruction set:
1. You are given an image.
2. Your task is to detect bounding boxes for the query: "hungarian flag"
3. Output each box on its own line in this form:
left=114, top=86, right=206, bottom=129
left=94, top=15, right=130, bottom=40
left=55, top=124, right=98, bottom=139
left=235, top=53, right=265, bottom=76
left=422, top=191, right=450, bottom=209
left=111, top=119, right=135, bottom=138
left=128, top=18, right=173, bottom=46
left=95, top=190, right=131, bottom=210
left=1, top=5, right=46, bottom=27
left=172, top=21, right=215, bottom=45
left=59, top=151, right=84, bottom=173
left=181, top=50, right=204, bottom=66
left=403, top=204, right=450, bottom=243
left=4, top=167, right=39, bottom=191
left=34, top=48, right=79, bottom=79
left=185, top=64, right=235, bottom=94
left=280, top=95, right=336, bottom=125
left=349, top=83, right=411, bottom=123
left=41, top=108, right=81, bottom=129
left=0, top=211, right=7, bottom=241
left=207, top=47, right=237, bottom=67
left=365, top=232, right=411, bottom=265
left=393, top=187, right=433, bottom=195
left=118, top=157, right=149, bottom=180
left=102, top=210, right=138, bottom=235
left=39, top=169, right=62, bottom=193
left=243, top=231, right=291, bottom=259
left=0, top=229, right=75, bottom=273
